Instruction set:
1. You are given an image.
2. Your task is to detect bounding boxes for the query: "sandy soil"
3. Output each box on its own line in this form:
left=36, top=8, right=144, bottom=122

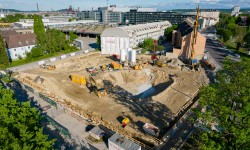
left=15, top=52, right=209, bottom=132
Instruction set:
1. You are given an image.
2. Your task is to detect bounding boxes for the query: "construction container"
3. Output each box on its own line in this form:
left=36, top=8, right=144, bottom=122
left=108, top=133, right=141, bottom=150
left=143, top=123, right=160, bottom=136
left=71, top=74, right=86, bottom=85
left=111, top=62, right=122, bottom=70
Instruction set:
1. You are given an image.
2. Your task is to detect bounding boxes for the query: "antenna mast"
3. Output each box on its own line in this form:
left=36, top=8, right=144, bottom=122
left=36, top=3, right=40, bottom=12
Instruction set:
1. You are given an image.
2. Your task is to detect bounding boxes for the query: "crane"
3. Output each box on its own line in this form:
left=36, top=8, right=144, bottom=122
left=36, top=3, right=40, bottom=12
left=151, top=39, right=158, bottom=64
left=191, top=6, right=200, bottom=69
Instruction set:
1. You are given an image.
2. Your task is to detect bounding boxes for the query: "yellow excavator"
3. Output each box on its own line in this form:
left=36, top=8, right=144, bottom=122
left=87, top=75, right=107, bottom=98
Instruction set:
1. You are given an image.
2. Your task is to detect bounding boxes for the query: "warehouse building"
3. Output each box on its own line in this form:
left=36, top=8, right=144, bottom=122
left=101, top=21, right=171, bottom=55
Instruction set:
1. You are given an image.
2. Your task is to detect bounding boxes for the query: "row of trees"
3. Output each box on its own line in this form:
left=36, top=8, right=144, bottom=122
left=184, top=58, right=250, bottom=149
left=27, top=16, right=77, bottom=60
left=0, top=85, right=55, bottom=149
left=0, top=34, right=9, bottom=69
left=0, top=14, right=36, bottom=23
left=216, top=13, right=250, bottom=50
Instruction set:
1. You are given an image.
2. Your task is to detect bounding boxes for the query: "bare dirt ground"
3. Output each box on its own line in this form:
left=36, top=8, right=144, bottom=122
left=15, top=52, right=209, bottom=134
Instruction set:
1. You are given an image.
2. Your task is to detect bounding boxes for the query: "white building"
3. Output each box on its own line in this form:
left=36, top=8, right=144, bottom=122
left=231, top=6, right=240, bottom=16
left=188, top=11, right=220, bottom=29
left=2, top=31, right=36, bottom=60
left=101, top=21, right=171, bottom=55
left=14, top=20, right=98, bottom=28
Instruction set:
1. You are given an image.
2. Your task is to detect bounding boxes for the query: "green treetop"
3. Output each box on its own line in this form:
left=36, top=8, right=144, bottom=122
left=0, top=85, right=55, bottom=149
left=0, top=34, right=9, bottom=69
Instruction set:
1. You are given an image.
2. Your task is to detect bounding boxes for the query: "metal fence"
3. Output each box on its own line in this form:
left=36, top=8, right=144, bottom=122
left=45, top=115, right=71, bottom=137
left=38, top=93, right=57, bottom=107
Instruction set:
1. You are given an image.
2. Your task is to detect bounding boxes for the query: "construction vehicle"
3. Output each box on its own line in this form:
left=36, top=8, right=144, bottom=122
left=151, top=39, right=159, bottom=65
left=41, top=64, right=56, bottom=70
left=70, top=74, right=87, bottom=85
left=143, top=123, right=160, bottom=136
left=201, top=59, right=216, bottom=70
left=190, top=6, right=200, bottom=70
left=111, top=62, right=122, bottom=70
left=87, top=75, right=107, bottom=98
left=122, top=118, right=130, bottom=127
left=157, top=61, right=167, bottom=67
left=134, top=65, right=143, bottom=70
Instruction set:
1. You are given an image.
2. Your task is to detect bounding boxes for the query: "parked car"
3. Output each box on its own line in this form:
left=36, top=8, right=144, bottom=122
left=235, top=53, right=240, bottom=58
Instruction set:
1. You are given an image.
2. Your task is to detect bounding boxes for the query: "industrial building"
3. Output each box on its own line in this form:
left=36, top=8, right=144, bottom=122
left=101, top=21, right=171, bottom=55
left=76, top=5, right=157, bottom=24
left=108, top=133, right=141, bottom=150
left=124, top=10, right=195, bottom=25
left=76, top=11, right=102, bottom=22
left=0, top=30, right=36, bottom=60
left=172, top=17, right=206, bottom=60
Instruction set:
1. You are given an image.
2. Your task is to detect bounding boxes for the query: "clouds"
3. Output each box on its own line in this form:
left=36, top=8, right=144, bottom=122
left=0, top=0, right=249, bottom=11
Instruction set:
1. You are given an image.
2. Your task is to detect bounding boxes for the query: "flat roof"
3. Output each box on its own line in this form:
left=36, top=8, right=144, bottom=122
left=109, top=133, right=141, bottom=150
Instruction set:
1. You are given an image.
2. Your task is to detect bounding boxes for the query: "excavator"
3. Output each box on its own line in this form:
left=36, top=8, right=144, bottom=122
left=151, top=40, right=167, bottom=67
left=190, top=6, right=200, bottom=70
left=87, top=75, right=107, bottom=98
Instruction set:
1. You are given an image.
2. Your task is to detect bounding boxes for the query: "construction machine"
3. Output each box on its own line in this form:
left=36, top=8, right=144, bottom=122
left=151, top=39, right=159, bottom=65
left=190, top=6, right=200, bottom=70
left=87, top=75, right=107, bottom=98
left=122, top=118, right=130, bottom=127
left=111, top=62, right=122, bottom=70
left=157, top=61, right=167, bottom=67
left=41, top=64, right=56, bottom=70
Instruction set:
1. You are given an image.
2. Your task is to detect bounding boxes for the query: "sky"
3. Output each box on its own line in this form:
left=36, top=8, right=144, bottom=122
left=0, top=0, right=250, bottom=11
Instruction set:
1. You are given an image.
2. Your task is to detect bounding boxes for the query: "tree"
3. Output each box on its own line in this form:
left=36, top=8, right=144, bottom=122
left=0, top=34, right=9, bottom=69
left=0, top=85, right=55, bottom=149
left=96, top=35, right=101, bottom=50
left=222, top=29, right=232, bottom=42
left=244, top=30, right=250, bottom=48
left=46, top=29, right=67, bottom=53
left=68, top=32, right=78, bottom=43
left=164, top=24, right=178, bottom=42
left=33, top=16, right=46, bottom=47
left=235, top=26, right=246, bottom=50
left=31, top=47, right=43, bottom=58
left=189, top=58, right=250, bottom=150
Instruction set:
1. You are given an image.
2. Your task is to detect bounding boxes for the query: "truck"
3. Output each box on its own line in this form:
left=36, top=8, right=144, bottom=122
left=143, top=123, right=160, bottom=136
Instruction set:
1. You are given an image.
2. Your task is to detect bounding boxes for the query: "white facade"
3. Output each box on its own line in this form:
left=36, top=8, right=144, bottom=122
left=14, top=20, right=98, bottom=28
left=101, top=21, right=171, bottom=55
left=231, top=6, right=240, bottom=16
left=8, top=45, right=35, bottom=60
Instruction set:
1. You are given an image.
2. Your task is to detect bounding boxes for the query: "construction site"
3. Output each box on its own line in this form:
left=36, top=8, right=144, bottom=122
left=14, top=49, right=209, bottom=147
left=12, top=7, right=211, bottom=149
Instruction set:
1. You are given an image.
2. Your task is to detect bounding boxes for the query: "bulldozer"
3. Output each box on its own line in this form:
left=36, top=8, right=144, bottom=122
left=87, top=75, right=107, bottom=98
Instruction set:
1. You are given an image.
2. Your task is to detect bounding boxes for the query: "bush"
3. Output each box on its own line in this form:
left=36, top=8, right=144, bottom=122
left=31, top=47, right=43, bottom=58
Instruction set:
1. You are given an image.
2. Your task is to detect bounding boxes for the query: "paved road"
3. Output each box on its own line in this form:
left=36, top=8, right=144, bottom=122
left=3, top=80, right=108, bottom=150
left=202, top=27, right=240, bottom=71
left=8, top=48, right=96, bottom=72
